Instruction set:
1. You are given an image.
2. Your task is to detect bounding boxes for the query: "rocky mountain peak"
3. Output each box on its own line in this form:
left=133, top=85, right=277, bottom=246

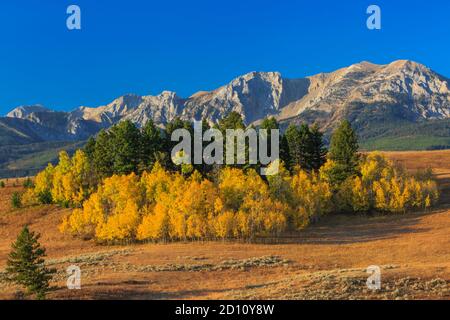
left=3, top=60, right=450, bottom=143
left=6, top=105, right=52, bottom=119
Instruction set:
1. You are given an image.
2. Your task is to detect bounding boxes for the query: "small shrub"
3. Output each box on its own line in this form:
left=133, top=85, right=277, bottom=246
left=23, top=178, right=34, bottom=189
left=37, top=190, right=53, bottom=205
left=0, top=181, right=5, bottom=188
left=11, top=192, right=22, bottom=209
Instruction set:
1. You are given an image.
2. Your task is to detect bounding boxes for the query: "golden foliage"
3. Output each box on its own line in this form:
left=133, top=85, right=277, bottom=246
left=57, top=152, right=439, bottom=242
left=28, top=150, right=96, bottom=207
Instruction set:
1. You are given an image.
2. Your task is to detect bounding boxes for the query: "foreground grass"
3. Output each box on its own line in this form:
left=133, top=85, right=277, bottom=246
left=0, top=151, right=449, bottom=300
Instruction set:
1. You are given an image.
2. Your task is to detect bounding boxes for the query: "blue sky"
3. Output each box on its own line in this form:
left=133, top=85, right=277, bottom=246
left=1, top=0, right=450, bottom=115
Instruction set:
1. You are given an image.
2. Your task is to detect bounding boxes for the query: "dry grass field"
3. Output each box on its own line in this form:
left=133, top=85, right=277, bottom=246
left=0, top=151, right=449, bottom=300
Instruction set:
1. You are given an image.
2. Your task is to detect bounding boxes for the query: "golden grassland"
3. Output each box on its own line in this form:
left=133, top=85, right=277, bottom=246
left=0, top=150, right=449, bottom=300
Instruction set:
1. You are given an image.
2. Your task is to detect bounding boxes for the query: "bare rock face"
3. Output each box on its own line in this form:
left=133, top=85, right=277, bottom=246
left=181, top=72, right=288, bottom=124
left=123, top=91, right=184, bottom=127
left=277, top=60, right=450, bottom=133
left=3, top=60, right=450, bottom=142
left=6, top=105, right=52, bottom=119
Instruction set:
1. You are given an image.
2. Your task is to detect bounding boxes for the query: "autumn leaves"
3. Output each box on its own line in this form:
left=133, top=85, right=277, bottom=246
left=52, top=152, right=438, bottom=243
left=59, top=164, right=290, bottom=242
left=21, top=118, right=439, bottom=244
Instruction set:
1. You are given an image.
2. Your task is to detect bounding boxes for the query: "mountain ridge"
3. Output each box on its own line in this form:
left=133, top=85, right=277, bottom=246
left=2, top=59, right=450, bottom=145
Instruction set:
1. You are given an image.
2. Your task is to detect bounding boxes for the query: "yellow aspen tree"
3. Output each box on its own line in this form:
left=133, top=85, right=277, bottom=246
left=388, top=178, right=404, bottom=213
left=213, top=211, right=237, bottom=239
left=69, top=150, right=94, bottom=206
left=218, top=167, right=247, bottom=211
left=29, top=163, right=55, bottom=204
left=351, top=176, right=370, bottom=212
left=140, top=161, right=173, bottom=203
left=51, top=151, right=72, bottom=206
left=373, top=180, right=389, bottom=211
left=137, top=201, right=171, bottom=241
left=290, top=169, right=332, bottom=226
left=424, top=195, right=431, bottom=210
left=96, top=200, right=140, bottom=241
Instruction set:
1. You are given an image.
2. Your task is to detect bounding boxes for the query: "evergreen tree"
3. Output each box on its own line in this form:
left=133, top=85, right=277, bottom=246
left=218, top=111, right=245, bottom=131
left=23, top=177, right=34, bottom=189
left=84, top=136, right=96, bottom=162
left=298, top=123, right=312, bottom=170
left=165, top=118, right=194, bottom=170
left=284, top=124, right=312, bottom=170
left=260, top=117, right=279, bottom=131
left=279, top=134, right=291, bottom=170
left=260, top=117, right=279, bottom=155
left=93, top=129, right=114, bottom=178
left=165, top=117, right=193, bottom=138
left=284, top=124, right=300, bottom=170
left=195, top=119, right=212, bottom=175
left=11, top=192, right=22, bottom=208
left=5, top=226, right=55, bottom=299
left=110, top=120, right=141, bottom=175
left=308, top=124, right=327, bottom=171
left=218, top=112, right=248, bottom=168
left=328, top=120, right=360, bottom=184
left=140, top=119, right=164, bottom=172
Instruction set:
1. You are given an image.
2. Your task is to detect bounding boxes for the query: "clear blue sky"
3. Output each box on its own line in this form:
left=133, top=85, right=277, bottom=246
left=1, top=0, right=450, bottom=115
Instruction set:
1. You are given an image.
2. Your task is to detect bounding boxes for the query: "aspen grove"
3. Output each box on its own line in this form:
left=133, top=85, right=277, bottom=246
left=20, top=119, right=439, bottom=243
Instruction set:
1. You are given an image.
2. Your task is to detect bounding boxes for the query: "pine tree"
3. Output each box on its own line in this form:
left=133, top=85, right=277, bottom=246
left=5, top=226, right=55, bottom=299
left=140, top=119, right=163, bottom=172
left=110, top=120, right=141, bottom=175
left=218, top=112, right=247, bottom=168
left=11, top=192, right=22, bottom=208
left=23, top=178, right=34, bottom=189
left=284, top=124, right=301, bottom=170
left=284, top=124, right=312, bottom=171
left=260, top=117, right=279, bottom=158
left=164, top=118, right=193, bottom=170
left=93, top=129, right=114, bottom=178
left=218, top=111, right=245, bottom=131
left=328, top=120, right=360, bottom=184
left=279, top=134, right=290, bottom=171
left=84, top=136, right=96, bottom=162
left=308, top=124, right=327, bottom=171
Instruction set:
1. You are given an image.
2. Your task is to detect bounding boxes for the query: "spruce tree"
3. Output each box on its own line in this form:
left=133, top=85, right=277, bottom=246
left=309, top=124, right=327, bottom=171
left=84, top=136, right=96, bottom=162
left=259, top=117, right=279, bottom=169
left=110, top=120, right=141, bottom=175
left=140, top=119, right=163, bottom=172
left=328, top=120, right=360, bottom=183
left=218, top=112, right=246, bottom=168
left=260, top=117, right=279, bottom=155
left=165, top=118, right=194, bottom=171
left=279, top=134, right=291, bottom=170
left=298, top=123, right=312, bottom=170
left=218, top=111, right=245, bottom=131
left=93, top=129, right=114, bottom=178
left=5, top=226, right=55, bottom=299
left=11, top=192, right=22, bottom=209
left=284, top=124, right=312, bottom=170
left=284, top=124, right=301, bottom=170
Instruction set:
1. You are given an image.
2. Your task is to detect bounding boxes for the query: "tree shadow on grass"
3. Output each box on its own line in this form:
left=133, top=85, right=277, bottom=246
left=253, top=212, right=433, bottom=245
left=88, top=285, right=239, bottom=300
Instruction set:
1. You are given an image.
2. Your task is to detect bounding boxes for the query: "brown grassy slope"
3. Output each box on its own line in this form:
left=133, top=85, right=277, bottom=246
left=0, top=151, right=449, bottom=300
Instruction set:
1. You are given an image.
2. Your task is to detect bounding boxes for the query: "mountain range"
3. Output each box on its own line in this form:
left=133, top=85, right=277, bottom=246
left=1, top=59, right=450, bottom=177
